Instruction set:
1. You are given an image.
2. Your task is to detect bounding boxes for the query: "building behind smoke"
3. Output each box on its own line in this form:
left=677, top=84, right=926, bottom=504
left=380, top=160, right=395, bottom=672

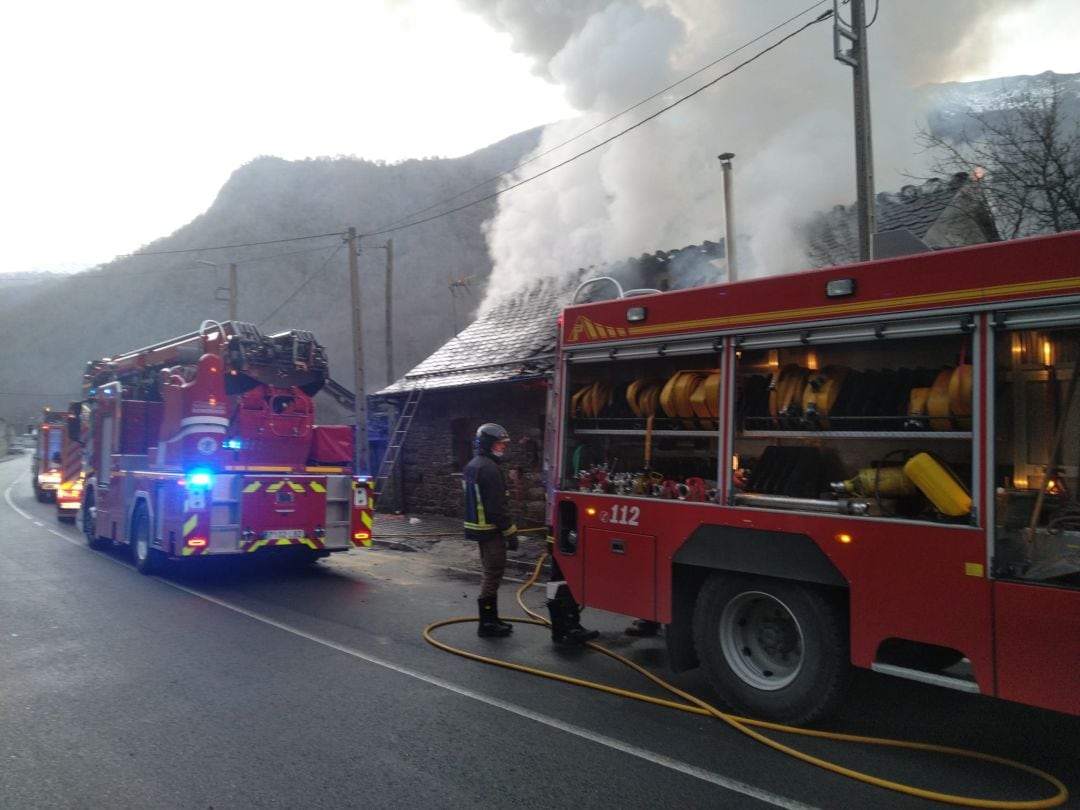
left=805, top=172, right=999, bottom=266
left=372, top=174, right=997, bottom=519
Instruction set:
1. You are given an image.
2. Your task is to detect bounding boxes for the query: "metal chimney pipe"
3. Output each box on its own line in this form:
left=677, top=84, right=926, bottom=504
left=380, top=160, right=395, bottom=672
left=718, top=152, right=737, bottom=281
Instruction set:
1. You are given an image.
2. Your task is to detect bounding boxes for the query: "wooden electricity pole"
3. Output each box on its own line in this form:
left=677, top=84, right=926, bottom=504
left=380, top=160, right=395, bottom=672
left=384, top=238, right=394, bottom=387
left=228, top=263, right=238, bottom=321
left=347, top=227, right=369, bottom=474
left=834, top=0, right=875, bottom=261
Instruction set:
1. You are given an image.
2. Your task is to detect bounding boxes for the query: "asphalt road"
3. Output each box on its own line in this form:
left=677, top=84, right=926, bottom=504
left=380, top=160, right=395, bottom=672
left=2, top=455, right=1078, bottom=809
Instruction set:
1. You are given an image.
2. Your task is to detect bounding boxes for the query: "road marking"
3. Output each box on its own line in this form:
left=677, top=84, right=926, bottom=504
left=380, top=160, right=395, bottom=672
left=3, top=466, right=817, bottom=810
left=164, top=579, right=819, bottom=810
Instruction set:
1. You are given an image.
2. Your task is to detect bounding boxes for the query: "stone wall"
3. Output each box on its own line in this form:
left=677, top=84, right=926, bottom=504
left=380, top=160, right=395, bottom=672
left=387, top=382, right=549, bottom=527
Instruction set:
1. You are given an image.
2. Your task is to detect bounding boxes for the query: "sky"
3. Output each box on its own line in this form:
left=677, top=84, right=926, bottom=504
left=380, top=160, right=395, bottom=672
left=1, top=0, right=1078, bottom=278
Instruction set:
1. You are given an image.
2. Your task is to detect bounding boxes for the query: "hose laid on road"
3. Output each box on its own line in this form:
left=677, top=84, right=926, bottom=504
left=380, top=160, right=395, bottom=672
left=424, top=554, right=1068, bottom=809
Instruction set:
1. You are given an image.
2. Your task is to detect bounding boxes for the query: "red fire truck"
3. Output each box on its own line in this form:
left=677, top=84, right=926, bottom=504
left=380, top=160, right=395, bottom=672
left=551, top=231, right=1080, bottom=724
left=71, top=321, right=373, bottom=574
left=31, top=408, right=66, bottom=502
left=55, top=408, right=84, bottom=522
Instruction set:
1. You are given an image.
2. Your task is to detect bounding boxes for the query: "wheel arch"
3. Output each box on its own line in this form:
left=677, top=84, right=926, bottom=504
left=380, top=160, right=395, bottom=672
left=127, top=491, right=154, bottom=540
left=665, top=525, right=849, bottom=674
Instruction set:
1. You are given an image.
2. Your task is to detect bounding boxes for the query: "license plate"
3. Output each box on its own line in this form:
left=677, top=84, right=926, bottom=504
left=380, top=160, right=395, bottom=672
left=263, top=529, right=305, bottom=540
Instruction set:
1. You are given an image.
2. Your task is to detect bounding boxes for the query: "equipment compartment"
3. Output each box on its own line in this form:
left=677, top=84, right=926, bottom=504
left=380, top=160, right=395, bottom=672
left=732, top=329, right=974, bottom=523
left=561, top=350, right=721, bottom=500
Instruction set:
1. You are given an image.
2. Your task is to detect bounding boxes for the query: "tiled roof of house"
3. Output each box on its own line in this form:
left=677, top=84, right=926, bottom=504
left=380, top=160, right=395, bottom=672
left=805, top=172, right=995, bottom=266
left=378, top=272, right=584, bottom=394
left=378, top=241, right=731, bottom=395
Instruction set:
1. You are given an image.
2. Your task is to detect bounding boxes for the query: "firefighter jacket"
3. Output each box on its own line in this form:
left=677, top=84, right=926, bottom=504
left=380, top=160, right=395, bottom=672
left=463, top=450, right=518, bottom=540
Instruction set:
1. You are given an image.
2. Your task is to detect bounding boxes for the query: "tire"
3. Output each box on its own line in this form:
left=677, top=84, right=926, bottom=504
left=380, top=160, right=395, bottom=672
left=693, top=574, right=849, bottom=725
left=83, top=490, right=110, bottom=551
left=131, top=501, right=162, bottom=575
left=34, top=481, right=46, bottom=503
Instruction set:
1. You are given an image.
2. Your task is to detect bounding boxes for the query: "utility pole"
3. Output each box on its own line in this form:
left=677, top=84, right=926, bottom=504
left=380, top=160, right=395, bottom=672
left=347, top=227, right=370, bottom=474
left=382, top=239, right=394, bottom=386
left=228, top=263, right=238, bottom=321
left=717, top=152, right=737, bottom=281
left=834, top=0, right=875, bottom=261
left=201, top=260, right=238, bottom=320
left=359, top=238, right=395, bottom=387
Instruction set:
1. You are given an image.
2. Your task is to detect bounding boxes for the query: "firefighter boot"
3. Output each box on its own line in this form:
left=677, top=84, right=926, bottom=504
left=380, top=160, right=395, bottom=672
left=477, top=596, right=513, bottom=638
left=547, top=588, right=598, bottom=645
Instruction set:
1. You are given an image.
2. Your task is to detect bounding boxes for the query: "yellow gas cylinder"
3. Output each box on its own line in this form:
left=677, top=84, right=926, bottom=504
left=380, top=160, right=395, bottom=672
left=831, top=466, right=917, bottom=497
left=902, top=452, right=972, bottom=517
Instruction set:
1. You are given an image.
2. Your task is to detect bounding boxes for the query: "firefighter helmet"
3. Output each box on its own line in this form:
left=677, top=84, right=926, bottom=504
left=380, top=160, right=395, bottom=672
left=475, top=422, right=510, bottom=452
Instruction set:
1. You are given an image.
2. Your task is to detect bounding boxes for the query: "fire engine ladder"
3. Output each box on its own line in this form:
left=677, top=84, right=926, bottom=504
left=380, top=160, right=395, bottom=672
left=373, top=388, right=423, bottom=503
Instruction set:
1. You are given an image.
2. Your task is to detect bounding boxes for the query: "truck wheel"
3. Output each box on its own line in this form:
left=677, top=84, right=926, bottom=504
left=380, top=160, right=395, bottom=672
left=83, top=492, right=110, bottom=551
left=131, top=502, right=162, bottom=575
left=693, top=574, right=849, bottom=725
left=34, top=481, right=46, bottom=503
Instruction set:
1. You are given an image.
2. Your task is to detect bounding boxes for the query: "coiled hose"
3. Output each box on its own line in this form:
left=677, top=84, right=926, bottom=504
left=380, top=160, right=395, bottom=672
left=424, top=554, right=1068, bottom=808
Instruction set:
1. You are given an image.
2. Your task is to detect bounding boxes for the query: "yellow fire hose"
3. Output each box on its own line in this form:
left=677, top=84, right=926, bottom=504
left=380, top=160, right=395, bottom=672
left=424, top=554, right=1068, bottom=808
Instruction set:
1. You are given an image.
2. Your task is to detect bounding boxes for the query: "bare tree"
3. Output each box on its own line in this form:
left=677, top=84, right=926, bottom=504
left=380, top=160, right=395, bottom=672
left=919, top=76, right=1080, bottom=239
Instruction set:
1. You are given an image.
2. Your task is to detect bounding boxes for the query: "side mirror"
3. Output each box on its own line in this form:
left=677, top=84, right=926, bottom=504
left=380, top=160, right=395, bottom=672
left=67, top=412, right=81, bottom=443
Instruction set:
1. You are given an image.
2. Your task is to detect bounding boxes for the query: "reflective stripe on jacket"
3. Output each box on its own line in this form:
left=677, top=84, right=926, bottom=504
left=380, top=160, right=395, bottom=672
left=462, top=451, right=517, bottom=540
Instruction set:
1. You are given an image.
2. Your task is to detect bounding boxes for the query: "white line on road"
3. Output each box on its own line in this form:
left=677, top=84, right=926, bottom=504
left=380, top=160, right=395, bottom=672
left=3, top=470, right=819, bottom=810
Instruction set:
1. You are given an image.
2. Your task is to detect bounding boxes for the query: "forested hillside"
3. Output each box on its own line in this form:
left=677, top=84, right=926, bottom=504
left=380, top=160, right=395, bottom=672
left=0, top=128, right=539, bottom=428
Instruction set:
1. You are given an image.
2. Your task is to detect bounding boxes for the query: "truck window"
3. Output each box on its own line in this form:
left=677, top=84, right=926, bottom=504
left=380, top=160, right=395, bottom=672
left=47, top=430, right=62, bottom=465
left=992, top=322, right=1080, bottom=588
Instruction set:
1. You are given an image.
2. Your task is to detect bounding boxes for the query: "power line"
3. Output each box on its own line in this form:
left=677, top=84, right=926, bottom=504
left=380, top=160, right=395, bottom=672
left=80, top=1, right=829, bottom=265
left=23, top=242, right=342, bottom=284
left=24, top=2, right=830, bottom=307
left=47, top=4, right=829, bottom=272
left=257, top=240, right=346, bottom=327
left=369, top=1, right=831, bottom=235
left=118, top=230, right=343, bottom=259
left=361, top=9, right=834, bottom=240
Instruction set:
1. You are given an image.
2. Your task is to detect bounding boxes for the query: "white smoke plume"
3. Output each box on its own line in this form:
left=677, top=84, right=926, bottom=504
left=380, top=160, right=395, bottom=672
left=460, top=0, right=1032, bottom=307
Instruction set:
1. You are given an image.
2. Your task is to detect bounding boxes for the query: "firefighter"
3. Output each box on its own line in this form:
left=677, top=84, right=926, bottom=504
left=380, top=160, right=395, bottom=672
left=463, top=423, right=519, bottom=637
left=545, top=549, right=599, bottom=646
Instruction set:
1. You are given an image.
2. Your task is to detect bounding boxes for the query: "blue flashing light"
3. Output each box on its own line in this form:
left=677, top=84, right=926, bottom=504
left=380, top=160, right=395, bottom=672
left=224, top=438, right=242, bottom=450
left=187, top=469, right=214, bottom=488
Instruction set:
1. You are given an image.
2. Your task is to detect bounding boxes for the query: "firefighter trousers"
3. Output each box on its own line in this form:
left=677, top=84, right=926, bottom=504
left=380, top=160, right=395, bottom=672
left=476, top=534, right=507, bottom=599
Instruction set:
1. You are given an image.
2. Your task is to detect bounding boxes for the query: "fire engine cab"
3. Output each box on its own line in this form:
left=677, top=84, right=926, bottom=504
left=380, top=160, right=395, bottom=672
left=552, top=231, right=1080, bottom=723
left=31, top=408, right=65, bottom=502
left=71, top=320, right=373, bottom=573
left=55, top=406, right=84, bottom=522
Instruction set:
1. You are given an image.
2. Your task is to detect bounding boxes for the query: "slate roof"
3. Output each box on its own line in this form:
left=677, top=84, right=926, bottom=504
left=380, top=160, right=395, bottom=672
left=805, top=172, right=997, bottom=266
left=378, top=272, right=584, bottom=395
left=377, top=240, right=732, bottom=396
